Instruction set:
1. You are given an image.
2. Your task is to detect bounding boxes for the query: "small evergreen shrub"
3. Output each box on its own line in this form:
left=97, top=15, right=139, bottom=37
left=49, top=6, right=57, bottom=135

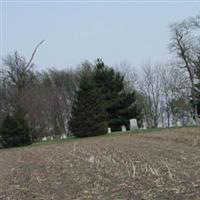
left=0, top=110, right=32, bottom=148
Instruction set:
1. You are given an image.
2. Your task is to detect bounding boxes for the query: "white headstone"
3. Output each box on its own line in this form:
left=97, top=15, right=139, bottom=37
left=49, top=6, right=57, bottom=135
left=158, top=122, right=163, bottom=128
left=108, top=127, right=111, bottom=133
left=143, top=122, right=148, bottom=129
left=177, top=121, right=182, bottom=127
left=121, top=125, right=126, bottom=132
left=50, top=136, right=54, bottom=140
left=130, top=118, right=138, bottom=130
left=42, top=136, right=47, bottom=141
left=61, top=134, right=67, bottom=139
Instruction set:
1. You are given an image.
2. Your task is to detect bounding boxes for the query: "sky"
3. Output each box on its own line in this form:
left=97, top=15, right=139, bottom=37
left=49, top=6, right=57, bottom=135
left=1, top=1, right=200, bottom=71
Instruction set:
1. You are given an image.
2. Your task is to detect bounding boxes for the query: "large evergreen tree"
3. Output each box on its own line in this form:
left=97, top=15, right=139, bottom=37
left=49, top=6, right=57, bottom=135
left=93, top=59, right=140, bottom=131
left=69, top=67, right=107, bottom=137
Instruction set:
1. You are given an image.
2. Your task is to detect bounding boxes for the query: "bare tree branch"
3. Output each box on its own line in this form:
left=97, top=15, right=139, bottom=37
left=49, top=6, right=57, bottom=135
left=25, top=40, right=45, bottom=71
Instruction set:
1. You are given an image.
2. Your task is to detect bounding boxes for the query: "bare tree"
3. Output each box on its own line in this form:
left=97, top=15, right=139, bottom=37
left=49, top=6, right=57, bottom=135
left=160, top=64, right=191, bottom=126
left=139, top=62, right=192, bottom=128
left=23, top=68, right=78, bottom=138
left=169, top=14, right=200, bottom=124
left=114, top=61, right=138, bottom=92
left=139, top=62, right=163, bottom=128
left=2, top=40, right=44, bottom=109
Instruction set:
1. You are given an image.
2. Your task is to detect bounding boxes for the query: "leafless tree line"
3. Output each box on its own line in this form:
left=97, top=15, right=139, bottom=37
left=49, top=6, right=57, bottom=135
left=119, top=13, right=200, bottom=128
left=0, top=42, right=78, bottom=139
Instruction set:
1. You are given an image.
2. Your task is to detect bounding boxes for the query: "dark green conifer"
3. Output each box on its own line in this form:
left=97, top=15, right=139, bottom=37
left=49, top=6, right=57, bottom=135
left=0, top=109, right=32, bottom=148
left=69, top=70, right=107, bottom=137
left=93, top=59, right=140, bottom=131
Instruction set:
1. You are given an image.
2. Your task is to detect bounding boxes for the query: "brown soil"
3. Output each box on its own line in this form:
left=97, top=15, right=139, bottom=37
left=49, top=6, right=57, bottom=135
left=0, top=127, right=200, bottom=200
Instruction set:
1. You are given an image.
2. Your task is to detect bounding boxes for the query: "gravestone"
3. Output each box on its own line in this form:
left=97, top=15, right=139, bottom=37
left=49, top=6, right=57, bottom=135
left=42, top=136, right=47, bottom=141
left=61, top=134, right=67, bottom=139
left=143, top=122, right=147, bottom=129
left=177, top=121, right=182, bottom=127
left=121, top=125, right=126, bottom=132
left=108, top=127, right=111, bottom=134
left=158, top=122, right=163, bottom=128
left=130, top=118, right=138, bottom=130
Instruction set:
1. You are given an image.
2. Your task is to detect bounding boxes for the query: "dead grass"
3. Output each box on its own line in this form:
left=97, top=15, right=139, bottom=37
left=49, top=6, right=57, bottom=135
left=0, top=127, right=200, bottom=200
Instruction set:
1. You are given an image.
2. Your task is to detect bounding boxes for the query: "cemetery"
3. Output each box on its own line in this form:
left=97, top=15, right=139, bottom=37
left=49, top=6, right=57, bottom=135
left=0, top=3, right=200, bottom=200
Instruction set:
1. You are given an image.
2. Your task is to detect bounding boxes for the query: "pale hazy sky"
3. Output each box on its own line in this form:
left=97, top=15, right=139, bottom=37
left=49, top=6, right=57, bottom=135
left=1, top=1, right=200, bottom=70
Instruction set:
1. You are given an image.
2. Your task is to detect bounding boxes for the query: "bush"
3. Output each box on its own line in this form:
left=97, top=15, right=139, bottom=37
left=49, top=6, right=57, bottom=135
left=0, top=110, right=32, bottom=148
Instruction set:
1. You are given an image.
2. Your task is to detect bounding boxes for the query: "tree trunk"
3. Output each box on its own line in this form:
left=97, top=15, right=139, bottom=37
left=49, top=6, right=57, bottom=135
left=194, top=104, right=199, bottom=125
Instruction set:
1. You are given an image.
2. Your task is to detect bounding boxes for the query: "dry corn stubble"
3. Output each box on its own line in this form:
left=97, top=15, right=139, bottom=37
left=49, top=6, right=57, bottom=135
left=0, top=127, right=200, bottom=200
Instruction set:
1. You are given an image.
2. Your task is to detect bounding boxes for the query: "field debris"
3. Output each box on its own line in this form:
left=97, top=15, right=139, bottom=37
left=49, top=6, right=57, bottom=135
left=0, top=127, right=200, bottom=200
